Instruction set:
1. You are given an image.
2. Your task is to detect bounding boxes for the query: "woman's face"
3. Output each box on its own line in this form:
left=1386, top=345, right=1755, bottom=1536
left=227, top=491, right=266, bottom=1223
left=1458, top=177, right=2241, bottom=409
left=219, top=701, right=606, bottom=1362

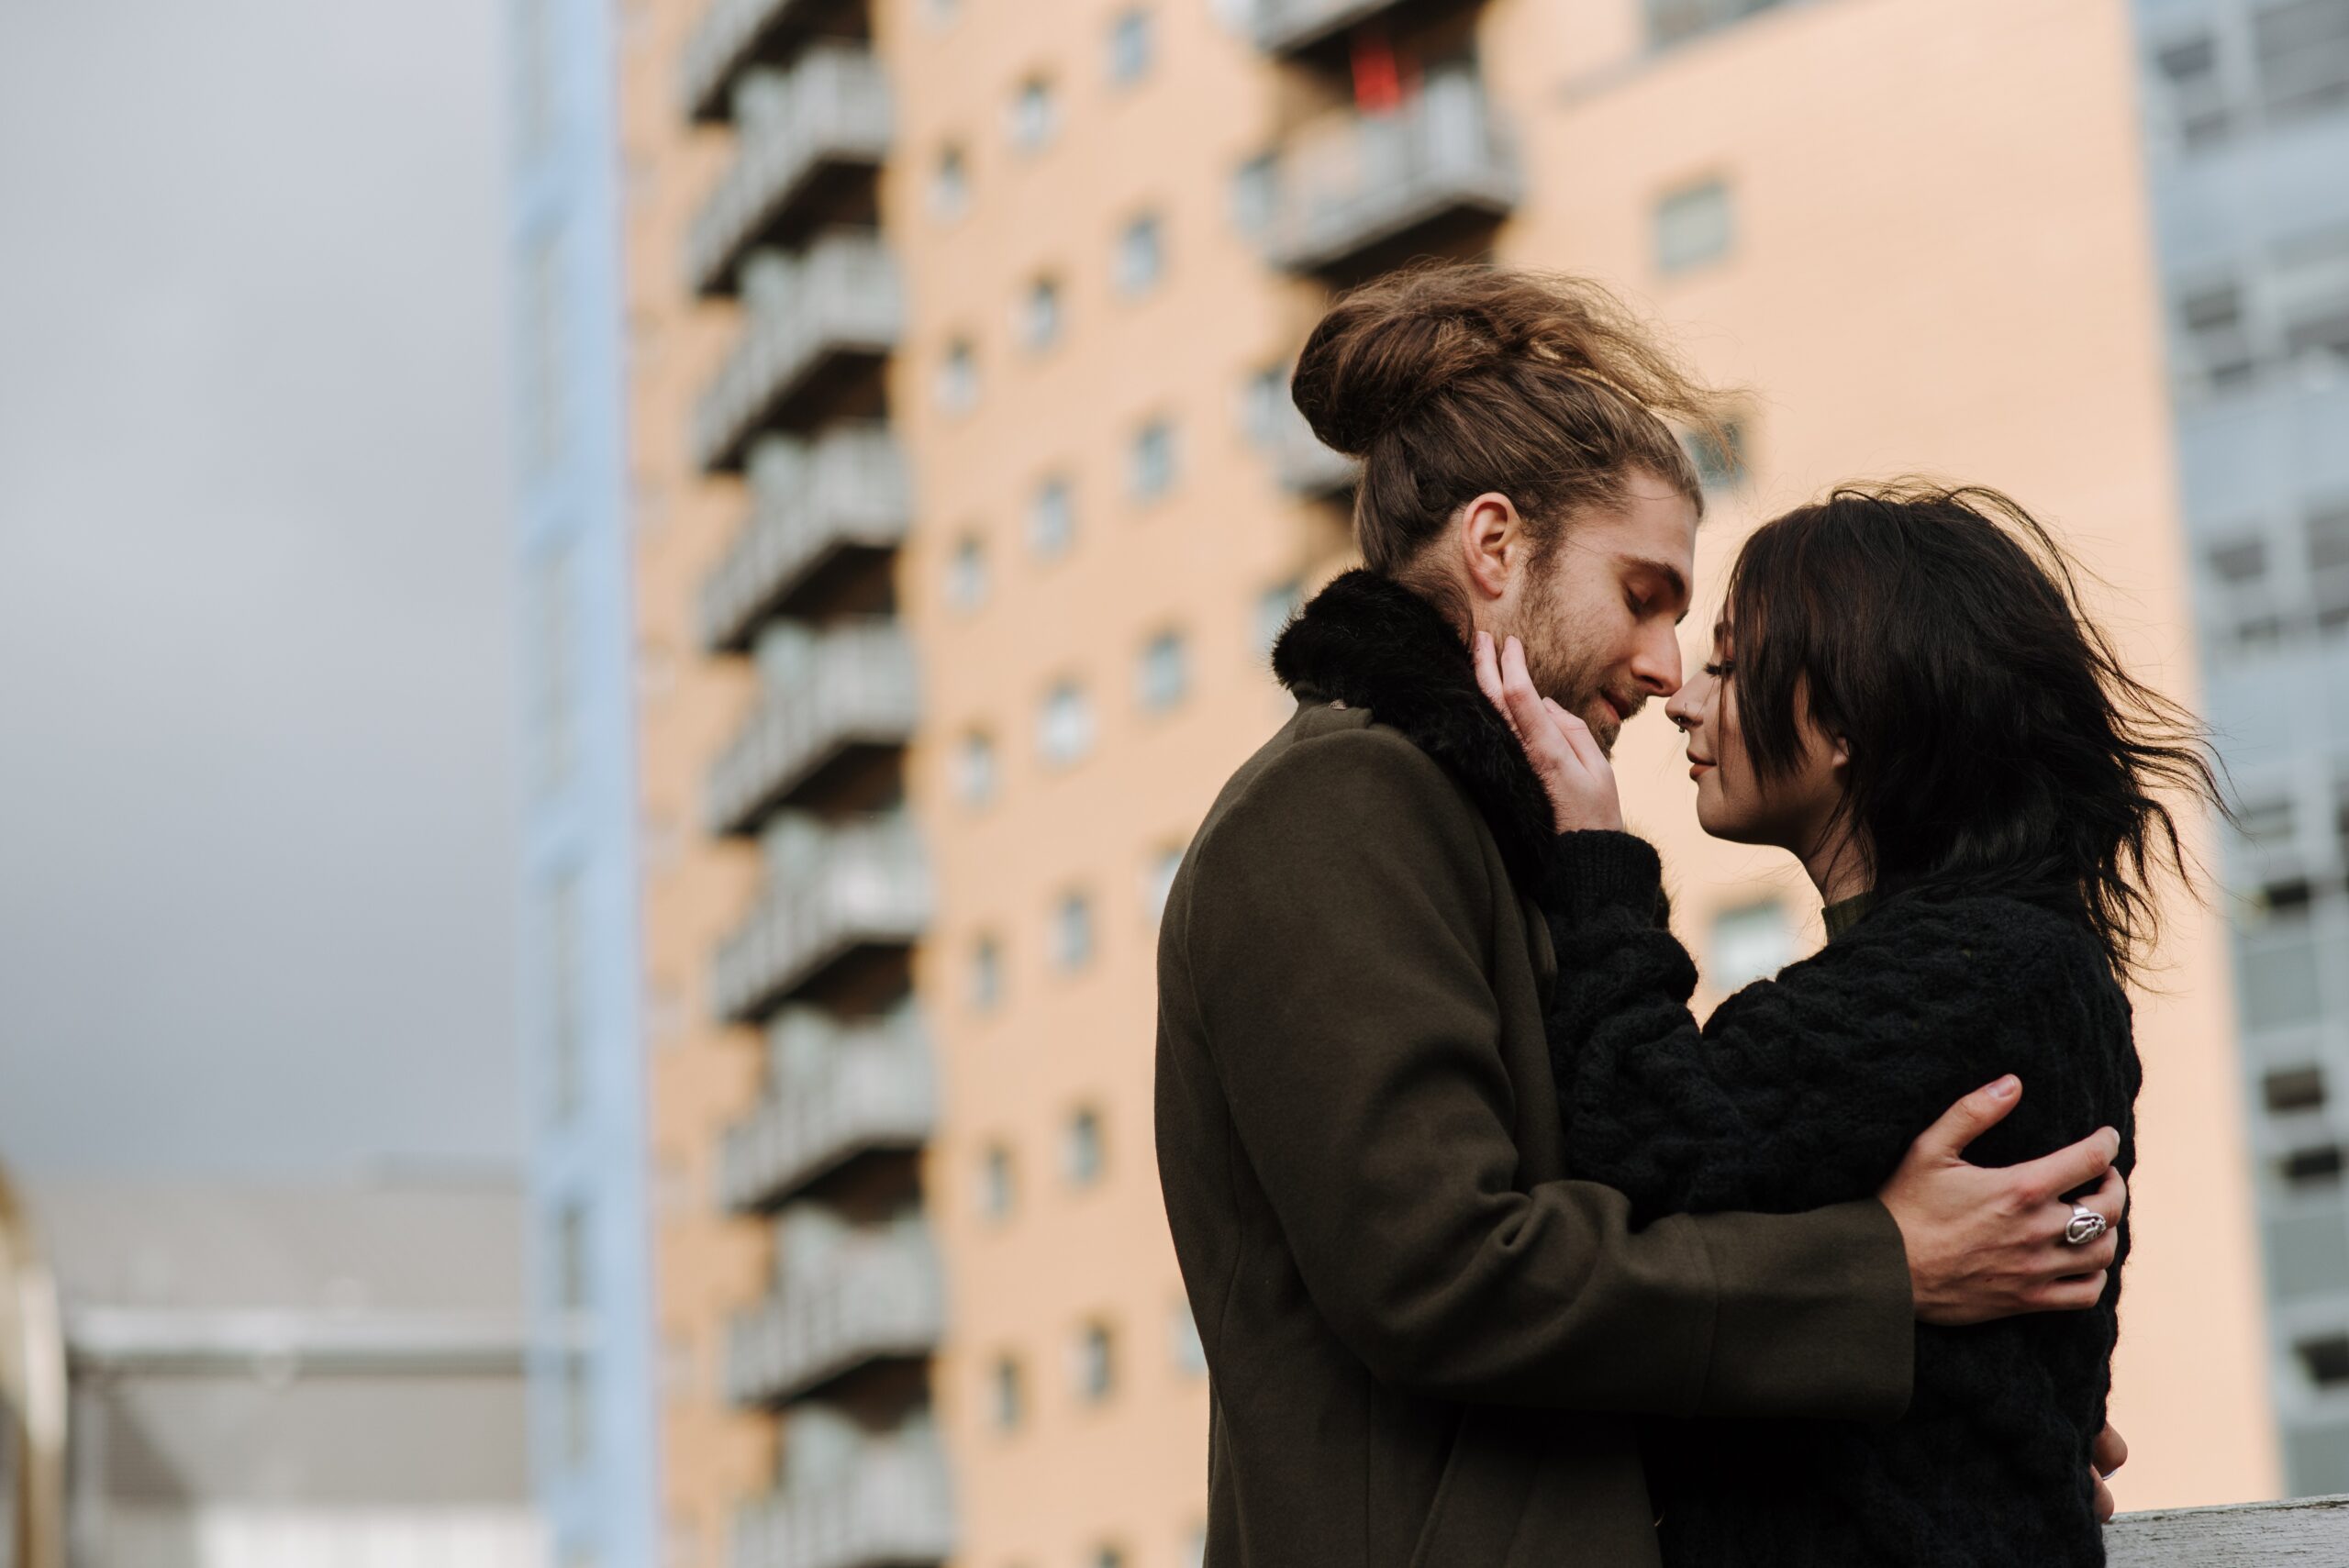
left=1664, top=617, right=1849, bottom=852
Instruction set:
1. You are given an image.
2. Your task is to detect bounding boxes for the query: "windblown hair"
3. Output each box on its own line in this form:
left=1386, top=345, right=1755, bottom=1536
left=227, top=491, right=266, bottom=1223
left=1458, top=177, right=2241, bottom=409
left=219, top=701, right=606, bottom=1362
left=1290, top=263, right=1729, bottom=584
left=1722, top=483, right=2226, bottom=978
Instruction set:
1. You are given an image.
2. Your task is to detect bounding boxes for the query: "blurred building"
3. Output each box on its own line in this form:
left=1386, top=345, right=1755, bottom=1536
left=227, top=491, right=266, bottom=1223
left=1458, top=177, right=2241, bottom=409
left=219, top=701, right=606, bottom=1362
left=0, top=1168, right=65, bottom=1568
left=506, top=0, right=663, bottom=1565
left=530, top=1, right=2297, bottom=1562
left=2132, top=0, right=2349, bottom=1497
left=30, top=1178, right=540, bottom=1568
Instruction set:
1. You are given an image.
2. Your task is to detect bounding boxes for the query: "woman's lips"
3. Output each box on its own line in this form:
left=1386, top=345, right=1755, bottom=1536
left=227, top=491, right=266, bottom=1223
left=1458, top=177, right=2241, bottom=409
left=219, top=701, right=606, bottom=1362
left=1687, top=755, right=1715, bottom=780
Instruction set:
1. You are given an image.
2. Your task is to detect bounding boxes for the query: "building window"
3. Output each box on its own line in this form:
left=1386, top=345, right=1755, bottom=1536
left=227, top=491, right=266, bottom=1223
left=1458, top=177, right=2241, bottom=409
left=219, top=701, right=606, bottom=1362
left=946, top=534, right=989, bottom=612
left=2154, top=32, right=2232, bottom=149
left=1029, top=476, right=1076, bottom=558
left=971, top=936, right=1004, bottom=1012
left=1052, top=890, right=1097, bottom=972
left=1074, top=1321, right=1117, bottom=1402
left=955, top=730, right=998, bottom=808
left=1130, top=418, right=1178, bottom=501
left=991, top=1354, right=1025, bottom=1430
left=1091, top=1548, right=1128, bottom=1568
left=979, top=1143, right=1016, bottom=1221
left=2238, top=795, right=2297, bottom=847
left=1137, top=628, right=1190, bottom=712
left=1254, top=578, right=1304, bottom=657
left=547, top=868, right=585, bottom=1120
left=937, top=339, right=979, bottom=414
left=1019, top=275, right=1063, bottom=352
left=1170, top=1298, right=1207, bottom=1376
left=2299, top=1332, right=2349, bottom=1387
left=2178, top=281, right=2256, bottom=392
left=1646, top=0, right=1795, bottom=50
left=1686, top=420, right=1746, bottom=491
left=1144, top=844, right=1185, bottom=922
left=930, top=144, right=971, bottom=221
left=2210, top=536, right=2270, bottom=586
left=1117, top=211, right=1166, bottom=295
left=1655, top=177, right=1733, bottom=276
left=1108, top=7, right=1154, bottom=85
left=2253, top=0, right=2349, bottom=127
left=1709, top=900, right=1793, bottom=993
left=1039, top=680, right=1097, bottom=767
left=1240, top=363, right=1286, bottom=448
left=1009, top=74, right=1059, bottom=152
left=2266, top=1065, right=2328, bottom=1113
left=1229, top=152, right=1275, bottom=239
left=1065, top=1106, right=1106, bottom=1186
left=2283, top=1144, right=2345, bottom=1185
left=529, top=544, right=579, bottom=795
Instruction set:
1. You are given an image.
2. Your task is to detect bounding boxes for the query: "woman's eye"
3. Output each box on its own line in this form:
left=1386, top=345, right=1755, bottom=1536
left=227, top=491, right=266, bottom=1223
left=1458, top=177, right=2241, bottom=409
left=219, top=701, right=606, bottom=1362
left=1704, top=662, right=1735, bottom=679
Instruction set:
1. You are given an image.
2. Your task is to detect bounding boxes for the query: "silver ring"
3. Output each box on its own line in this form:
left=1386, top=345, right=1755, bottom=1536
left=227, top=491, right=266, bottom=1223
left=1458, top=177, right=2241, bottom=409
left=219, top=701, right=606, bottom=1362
left=2064, top=1205, right=2110, bottom=1246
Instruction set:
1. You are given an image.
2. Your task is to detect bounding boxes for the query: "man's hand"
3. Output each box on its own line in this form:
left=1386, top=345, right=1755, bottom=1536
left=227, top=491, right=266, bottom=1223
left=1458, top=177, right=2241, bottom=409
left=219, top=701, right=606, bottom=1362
left=2091, top=1423, right=2129, bottom=1522
left=1877, top=1075, right=2126, bottom=1326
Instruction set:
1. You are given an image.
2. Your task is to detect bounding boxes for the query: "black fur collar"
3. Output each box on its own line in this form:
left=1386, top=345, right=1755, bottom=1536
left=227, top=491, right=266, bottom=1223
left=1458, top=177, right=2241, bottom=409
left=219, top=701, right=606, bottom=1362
left=1272, top=570, right=1557, bottom=895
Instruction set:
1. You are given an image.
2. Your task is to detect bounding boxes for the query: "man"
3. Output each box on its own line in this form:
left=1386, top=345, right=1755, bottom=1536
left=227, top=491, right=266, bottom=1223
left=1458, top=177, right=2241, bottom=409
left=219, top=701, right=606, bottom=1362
left=1154, top=466, right=2128, bottom=1566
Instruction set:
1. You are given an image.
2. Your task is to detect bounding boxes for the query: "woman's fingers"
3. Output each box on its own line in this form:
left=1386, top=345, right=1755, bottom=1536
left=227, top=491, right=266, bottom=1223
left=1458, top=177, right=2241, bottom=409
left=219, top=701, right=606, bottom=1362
left=1472, top=630, right=1520, bottom=742
left=1498, top=637, right=1555, bottom=744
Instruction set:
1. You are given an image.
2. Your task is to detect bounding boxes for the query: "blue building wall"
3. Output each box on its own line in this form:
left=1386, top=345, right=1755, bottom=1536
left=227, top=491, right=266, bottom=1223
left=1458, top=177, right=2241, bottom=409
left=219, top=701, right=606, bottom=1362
left=504, top=1, right=659, bottom=1562
left=2133, top=0, right=2349, bottom=1497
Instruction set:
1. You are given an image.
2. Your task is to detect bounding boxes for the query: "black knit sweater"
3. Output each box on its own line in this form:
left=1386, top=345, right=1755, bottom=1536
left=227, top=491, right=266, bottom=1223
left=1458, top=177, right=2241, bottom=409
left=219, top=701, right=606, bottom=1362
left=1540, top=831, right=2140, bottom=1567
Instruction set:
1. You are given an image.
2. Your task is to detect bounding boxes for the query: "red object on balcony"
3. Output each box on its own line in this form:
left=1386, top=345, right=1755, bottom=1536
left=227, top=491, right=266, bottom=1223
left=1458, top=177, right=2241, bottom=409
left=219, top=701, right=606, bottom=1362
left=1351, top=29, right=1405, bottom=114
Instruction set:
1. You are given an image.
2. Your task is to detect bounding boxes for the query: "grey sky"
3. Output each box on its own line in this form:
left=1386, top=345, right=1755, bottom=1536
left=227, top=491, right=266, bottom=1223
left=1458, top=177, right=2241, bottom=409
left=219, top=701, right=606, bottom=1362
left=0, top=0, right=523, bottom=1174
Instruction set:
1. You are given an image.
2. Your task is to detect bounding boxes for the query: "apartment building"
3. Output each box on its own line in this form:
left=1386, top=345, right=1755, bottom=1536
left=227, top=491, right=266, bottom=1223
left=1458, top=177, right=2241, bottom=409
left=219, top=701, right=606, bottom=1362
left=547, top=1, right=2288, bottom=1563
left=2132, top=0, right=2349, bottom=1496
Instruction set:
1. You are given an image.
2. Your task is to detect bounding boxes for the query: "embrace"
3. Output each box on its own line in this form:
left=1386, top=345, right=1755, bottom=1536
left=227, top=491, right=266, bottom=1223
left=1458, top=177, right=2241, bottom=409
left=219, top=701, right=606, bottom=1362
left=1154, top=265, right=2222, bottom=1566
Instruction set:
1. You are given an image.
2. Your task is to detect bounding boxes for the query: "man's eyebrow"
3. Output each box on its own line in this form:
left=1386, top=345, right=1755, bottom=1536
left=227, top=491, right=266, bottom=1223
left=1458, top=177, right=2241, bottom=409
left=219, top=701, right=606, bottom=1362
left=1617, top=555, right=1691, bottom=619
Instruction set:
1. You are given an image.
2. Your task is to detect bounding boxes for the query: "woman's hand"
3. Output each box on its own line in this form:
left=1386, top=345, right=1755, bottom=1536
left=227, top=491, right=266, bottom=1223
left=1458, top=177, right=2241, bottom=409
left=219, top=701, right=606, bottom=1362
left=1473, top=629, right=1624, bottom=833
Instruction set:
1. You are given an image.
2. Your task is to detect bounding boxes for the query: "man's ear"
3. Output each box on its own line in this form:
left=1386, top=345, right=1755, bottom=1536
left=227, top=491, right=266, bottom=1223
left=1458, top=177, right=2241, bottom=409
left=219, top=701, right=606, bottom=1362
left=1458, top=492, right=1520, bottom=601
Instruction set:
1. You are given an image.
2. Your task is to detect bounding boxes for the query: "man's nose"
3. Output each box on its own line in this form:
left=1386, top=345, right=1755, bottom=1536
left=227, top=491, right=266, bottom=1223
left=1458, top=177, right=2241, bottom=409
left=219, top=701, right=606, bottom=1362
left=1631, top=628, right=1682, bottom=695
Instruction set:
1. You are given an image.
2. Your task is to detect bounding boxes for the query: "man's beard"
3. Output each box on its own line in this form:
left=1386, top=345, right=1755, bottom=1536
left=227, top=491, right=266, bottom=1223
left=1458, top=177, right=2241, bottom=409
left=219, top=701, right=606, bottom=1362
left=1515, top=561, right=1640, bottom=755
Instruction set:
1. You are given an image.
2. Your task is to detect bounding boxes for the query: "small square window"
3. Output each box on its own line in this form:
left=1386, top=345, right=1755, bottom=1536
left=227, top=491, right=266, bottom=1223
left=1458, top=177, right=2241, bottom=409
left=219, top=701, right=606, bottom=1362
left=1019, top=276, right=1063, bottom=352
left=1240, top=364, right=1286, bottom=448
left=1144, top=844, right=1186, bottom=922
left=1107, top=7, right=1153, bottom=86
left=937, top=339, right=979, bottom=414
left=2299, top=1333, right=2349, bottom=1387
left=1655, top=177, right=1733, bottom=276
left=1709, top=900, right=1792, bottom=992
left=1052, top=890, right=1096, bottom=972
left=930, top=145, right=970, bottom=221
left=2307, top=504, right=2349, bottom=572
left=1254, top=579, right=1304, bottom=657
left=1065, top=1106, right=1105, bottom=1185
left=945, top=535, right=988, bottom=612
left=1029, top=476, right=1076, bottom=558
left=1169, top=1297, right=1207, bottom=1376
left=1039, top=681, right=1097, bottom=767
left=978, top=1143, right=1016, bottom=1221
left=1130, top=419, right=1178, bottom=501
left=1137, top=628, right=1190, bottom=712
left=991, top=1354, right=1025, bottom=1429
left=2209, top=537, right=2269, bottom=584
left=2283, top=1144, right=2345, bottom=1185
left=1117, top=212, right=1165, bottom=295
left=1009, top=75, right=1058, bottom=152
left=2265, top=1065, right=2327, bottom=1114
left=955, top=731, right=998, bottom=808
left=970, top=936, right=1004, bottom=1012
left=1074, top=1321, right=1116, bottom=1401
left=1229, top=153, right=1276, bottom=239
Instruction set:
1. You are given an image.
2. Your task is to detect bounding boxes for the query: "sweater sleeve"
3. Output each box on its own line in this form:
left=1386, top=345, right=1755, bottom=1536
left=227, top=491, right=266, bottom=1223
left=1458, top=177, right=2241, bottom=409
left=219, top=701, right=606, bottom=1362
left=1540, top=832, right=2086, bottom=1224
left=1176, top=731, right=1913, bottom=1420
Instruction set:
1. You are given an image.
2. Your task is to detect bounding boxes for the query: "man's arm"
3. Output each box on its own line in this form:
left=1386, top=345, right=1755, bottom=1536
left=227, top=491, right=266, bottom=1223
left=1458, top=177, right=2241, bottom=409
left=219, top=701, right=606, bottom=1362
left=1179, top=726, right=1914, bottom=1421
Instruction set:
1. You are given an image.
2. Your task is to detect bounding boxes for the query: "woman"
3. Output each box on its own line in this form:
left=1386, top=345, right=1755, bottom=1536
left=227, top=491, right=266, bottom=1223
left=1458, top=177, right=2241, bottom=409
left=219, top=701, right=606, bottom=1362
left=1477, top=484, right=2220, bottom=1565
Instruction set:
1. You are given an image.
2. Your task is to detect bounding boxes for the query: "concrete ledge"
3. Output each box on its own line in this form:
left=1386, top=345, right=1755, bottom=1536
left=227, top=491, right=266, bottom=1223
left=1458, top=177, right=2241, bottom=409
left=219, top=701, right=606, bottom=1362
left=2107, top=1494, right=2349, bottom=1562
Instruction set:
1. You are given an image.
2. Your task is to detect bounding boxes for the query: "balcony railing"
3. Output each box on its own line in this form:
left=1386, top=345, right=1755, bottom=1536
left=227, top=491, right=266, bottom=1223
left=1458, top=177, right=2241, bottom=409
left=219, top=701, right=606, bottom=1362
left=731, top=1434, right=953, bottom=1568
left=687, top=46, right=892, bottom=295
left=707, top=621, right=917, bottom=834
left=1274, top=401, right=1358, bottom=498
left=714, top=822, right=929, bottom=1021
left=1265, top=69, right=1520, bottom=274
left=680, top=0, right=830, bottom=124
left=725, top=1231, right=943, bottom=1407
left=1252, top=0, right=1419, bottom=55
left=719, top=1020, right=936, bottom=1211
left=695, top=233, right=900, bottom=473
left=701, top=427, right=911, bottom=653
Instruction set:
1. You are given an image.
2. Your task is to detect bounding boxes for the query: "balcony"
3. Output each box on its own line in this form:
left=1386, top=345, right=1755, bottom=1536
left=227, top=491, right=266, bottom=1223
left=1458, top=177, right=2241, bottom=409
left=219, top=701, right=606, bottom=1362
left=695, top=232, right=900, bottom=473
left=707, top=620, right=917, bottom=834
left=731, top=1430, right=952, bottom=1568
left=725, top=1229, right=943, bottom=1407
left=720, top=1016, right=936, bottom=1211
left=1265, top=69, right=1520, bottom=275
left=701, top=427, right=911, bottom=653
left=1252, top=0, right=1423, bottom=55
left=687, top=46, right=892, bottom=296
left=1274, top=401, right=1357, bottom=498
left=680, top=0, right=841, bottom=124
left=714, top=820, right=928, bottom=1021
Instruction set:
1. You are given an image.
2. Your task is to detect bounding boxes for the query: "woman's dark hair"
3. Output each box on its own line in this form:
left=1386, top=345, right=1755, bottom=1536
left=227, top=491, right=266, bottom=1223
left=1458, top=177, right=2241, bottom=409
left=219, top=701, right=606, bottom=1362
left=1291, top=263, right=1730, bottom=582
left=1723, top=482, right=2226, bottom=977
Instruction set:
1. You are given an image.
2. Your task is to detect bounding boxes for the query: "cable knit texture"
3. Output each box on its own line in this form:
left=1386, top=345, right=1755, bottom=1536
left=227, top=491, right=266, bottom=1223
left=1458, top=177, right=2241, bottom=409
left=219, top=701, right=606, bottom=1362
left=1540, top=831, right=2140, bottom=1567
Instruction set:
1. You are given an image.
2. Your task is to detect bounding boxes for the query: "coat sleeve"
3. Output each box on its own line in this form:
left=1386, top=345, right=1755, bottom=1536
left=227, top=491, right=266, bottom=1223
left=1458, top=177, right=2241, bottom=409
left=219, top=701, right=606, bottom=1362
left=1538, top=831, right=2084, bottom=1225
left=1176, top=727, right=1913, bottom=1421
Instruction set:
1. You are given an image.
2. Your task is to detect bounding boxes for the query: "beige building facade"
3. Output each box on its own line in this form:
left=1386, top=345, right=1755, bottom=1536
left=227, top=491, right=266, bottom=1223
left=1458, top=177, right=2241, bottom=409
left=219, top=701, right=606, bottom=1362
left=615, top=1, right=2279, bottom=1564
